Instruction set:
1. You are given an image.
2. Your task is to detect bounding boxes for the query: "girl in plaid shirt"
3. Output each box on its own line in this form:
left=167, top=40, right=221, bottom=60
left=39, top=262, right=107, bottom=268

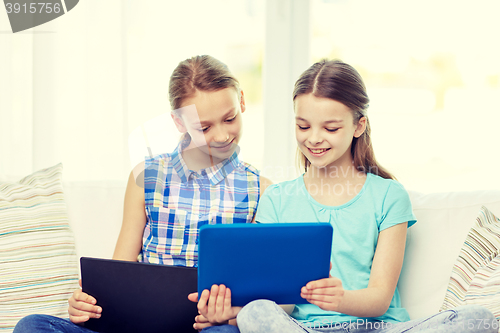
left=14, top=55, right=271, bottom=332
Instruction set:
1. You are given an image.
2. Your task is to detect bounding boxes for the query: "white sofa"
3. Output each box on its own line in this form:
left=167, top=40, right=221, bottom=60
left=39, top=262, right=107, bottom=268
left=2, top=173, right=500, bottom=332
left=64, top=180, right=500, bottom=321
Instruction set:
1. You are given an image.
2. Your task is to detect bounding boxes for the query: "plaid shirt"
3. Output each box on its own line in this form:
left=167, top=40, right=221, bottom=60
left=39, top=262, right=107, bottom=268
left=140, top=143, right=260, bottom=267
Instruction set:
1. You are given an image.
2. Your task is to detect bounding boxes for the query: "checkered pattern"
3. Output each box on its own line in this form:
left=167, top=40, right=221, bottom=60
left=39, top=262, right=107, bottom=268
left=140, top=143, right=260, bottom=267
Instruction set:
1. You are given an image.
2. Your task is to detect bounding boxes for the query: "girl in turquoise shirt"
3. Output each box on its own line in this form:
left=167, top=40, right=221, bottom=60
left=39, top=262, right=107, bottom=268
left=195, top=60, right=496, bottom=333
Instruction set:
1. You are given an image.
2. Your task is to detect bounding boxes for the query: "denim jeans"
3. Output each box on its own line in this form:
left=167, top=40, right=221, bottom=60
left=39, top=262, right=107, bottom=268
left=15, top=314, right=240, bottom=333
left=233, top=300, right=498, bottom=333
left=202, top=325, right=240, bottom=333
left=13, top=315, right=96, bottom=333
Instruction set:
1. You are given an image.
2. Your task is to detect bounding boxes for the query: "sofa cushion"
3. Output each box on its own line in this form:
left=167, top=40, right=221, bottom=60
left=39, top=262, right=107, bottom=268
left=400, top=190, right=500, bottom=320
left=0, top=164, right=79, bottom=332
left=441, top=206, right=500, bottom=320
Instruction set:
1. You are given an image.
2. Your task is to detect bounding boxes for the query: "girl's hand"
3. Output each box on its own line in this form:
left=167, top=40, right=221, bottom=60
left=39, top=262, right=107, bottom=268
left=196, top=285, right=242, bottom=325
left=188, top=293, right=214, bottom=331
left=300, top=276, right=345, bottom=311
left=68, top=279, right=102, bottom=324
left=301, top=263, right=344, bottom=312
left=193, top=312, right=212, bottom=331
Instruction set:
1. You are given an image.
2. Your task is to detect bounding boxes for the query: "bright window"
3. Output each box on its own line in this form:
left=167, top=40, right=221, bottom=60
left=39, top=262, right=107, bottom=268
left=311, top=0, right=500, bottom=192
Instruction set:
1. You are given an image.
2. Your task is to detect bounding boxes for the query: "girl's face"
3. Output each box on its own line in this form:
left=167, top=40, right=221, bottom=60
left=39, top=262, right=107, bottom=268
left=294, top=93, right=366, bottom=171
left=173, top=87, right=245, bottom=163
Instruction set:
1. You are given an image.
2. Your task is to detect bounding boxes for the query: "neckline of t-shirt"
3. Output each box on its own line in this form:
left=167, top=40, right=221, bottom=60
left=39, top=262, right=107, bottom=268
left=300, top=173, right=372, bottom=210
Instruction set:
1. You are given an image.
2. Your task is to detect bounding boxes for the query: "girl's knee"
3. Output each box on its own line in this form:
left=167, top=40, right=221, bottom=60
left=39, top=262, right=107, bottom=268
left=14, top=314, right=51, bottom=332
left=237, top=300, right=303, bottom=333
left=237, top=299, right=280, bottom=322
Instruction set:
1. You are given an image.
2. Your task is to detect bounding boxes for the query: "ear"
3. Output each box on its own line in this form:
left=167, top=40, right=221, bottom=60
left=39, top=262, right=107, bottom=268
left=239, top=90, right=246, bottom=113
left=171, top=113, right=187, bottom=133
left=354, top=117, right=367, bottom=138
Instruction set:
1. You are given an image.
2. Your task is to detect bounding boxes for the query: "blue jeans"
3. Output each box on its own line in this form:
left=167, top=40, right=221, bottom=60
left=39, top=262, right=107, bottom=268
left=229, top=300, right=498, bottom=333
left=14, top=315, right=96, bottom=333
left=202, top=325, right=240, bottom=333
left=14, top=314, right=239, bottom=333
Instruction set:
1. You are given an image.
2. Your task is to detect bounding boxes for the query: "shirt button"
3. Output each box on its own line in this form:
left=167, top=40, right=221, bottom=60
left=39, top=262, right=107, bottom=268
left=195, top=238, right=199, bottom=244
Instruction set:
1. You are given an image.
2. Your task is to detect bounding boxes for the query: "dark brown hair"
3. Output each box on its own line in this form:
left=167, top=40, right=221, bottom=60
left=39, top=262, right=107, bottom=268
left=169, top=55, right=240, bottom=111
left=293, top=59, right=395, bottom=180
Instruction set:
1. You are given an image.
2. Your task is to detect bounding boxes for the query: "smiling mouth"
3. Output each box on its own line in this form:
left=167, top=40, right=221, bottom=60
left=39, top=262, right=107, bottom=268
left=308, top=147, right=330, bottom=154
left=211, top=139, right=234, bottom=149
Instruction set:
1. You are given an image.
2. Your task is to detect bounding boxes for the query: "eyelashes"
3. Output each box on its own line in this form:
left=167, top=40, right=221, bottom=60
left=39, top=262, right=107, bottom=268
left=297, top=125, right=339, bottom=132
left=198, top=115, right=238, bottom=133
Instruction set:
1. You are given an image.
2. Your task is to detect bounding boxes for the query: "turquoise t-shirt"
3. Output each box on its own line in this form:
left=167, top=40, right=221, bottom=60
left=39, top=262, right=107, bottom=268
left=255, top=173, right=417, bottom=326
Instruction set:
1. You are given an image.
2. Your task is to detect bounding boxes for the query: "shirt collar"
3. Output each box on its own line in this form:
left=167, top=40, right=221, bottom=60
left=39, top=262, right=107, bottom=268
left=205, top=151, right=240, bottom=186
left=172, top=141, right=240, bottom=185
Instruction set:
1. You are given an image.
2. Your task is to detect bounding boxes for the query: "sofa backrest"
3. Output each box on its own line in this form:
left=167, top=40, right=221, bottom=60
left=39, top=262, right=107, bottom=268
left=63, top=180, right=126, bottom=261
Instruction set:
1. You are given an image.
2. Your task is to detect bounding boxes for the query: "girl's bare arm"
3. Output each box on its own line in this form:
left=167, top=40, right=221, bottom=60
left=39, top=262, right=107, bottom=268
left=113, top=166, right=147, bottom=261
left=302, top=222, right=408, bottom=317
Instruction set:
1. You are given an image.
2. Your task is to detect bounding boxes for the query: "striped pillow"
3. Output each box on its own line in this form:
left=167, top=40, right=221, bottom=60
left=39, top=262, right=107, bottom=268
left=441, top=206, right=500, bottom=321
left=0, top=164, right=79, bottom=332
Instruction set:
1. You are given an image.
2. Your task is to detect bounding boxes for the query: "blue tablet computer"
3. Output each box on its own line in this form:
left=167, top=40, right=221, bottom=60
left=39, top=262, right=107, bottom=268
left=198, top=223, right=333, bottom=306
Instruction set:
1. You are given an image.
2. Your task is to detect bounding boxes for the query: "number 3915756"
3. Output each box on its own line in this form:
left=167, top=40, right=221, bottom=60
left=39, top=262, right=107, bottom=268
left=5, top=2, right=62, bottom=14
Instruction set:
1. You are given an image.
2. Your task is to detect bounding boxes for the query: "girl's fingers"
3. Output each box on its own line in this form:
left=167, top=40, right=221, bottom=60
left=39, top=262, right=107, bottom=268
left=68, top=304, right=101, bottom=323
left=196, top=285, right=237, bottom=324
left=301, top=292, right=334, bottom=302
left=193, top=313, right=212, bottom=330
left=223, top=287, right=232, bottom=316
left=68, top=301, right=102, bottom=315
left=197, top=289, right=210, bottom=316
left=188, top=292, right=198, bottom=303
left=69, top=314, right=90, bottom=324
left=215, top=284, right=226, bottom=316
left=207, top=285, right=219, bottom=317
left=195, top=314, right=210, bottom=324
left=193, top=320, right=213, bottom=331
left=305, top=278, right=339, bottom=290
left=301, top=286, right=339, bottom=295
left=72, top=290, right=98, bottom=306
left=68, top=293, right=101, bottom=314
left=68, top=289, right=102, bottom=324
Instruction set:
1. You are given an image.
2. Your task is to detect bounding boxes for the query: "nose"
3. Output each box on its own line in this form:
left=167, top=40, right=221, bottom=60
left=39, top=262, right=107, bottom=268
left=212, top=126, right=230, bottom=143
left=307, top=129, right=323, bottom=146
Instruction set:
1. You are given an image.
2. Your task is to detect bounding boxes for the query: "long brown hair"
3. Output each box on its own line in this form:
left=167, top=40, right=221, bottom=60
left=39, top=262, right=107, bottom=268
left=293, top=59, right=395, bottom=180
